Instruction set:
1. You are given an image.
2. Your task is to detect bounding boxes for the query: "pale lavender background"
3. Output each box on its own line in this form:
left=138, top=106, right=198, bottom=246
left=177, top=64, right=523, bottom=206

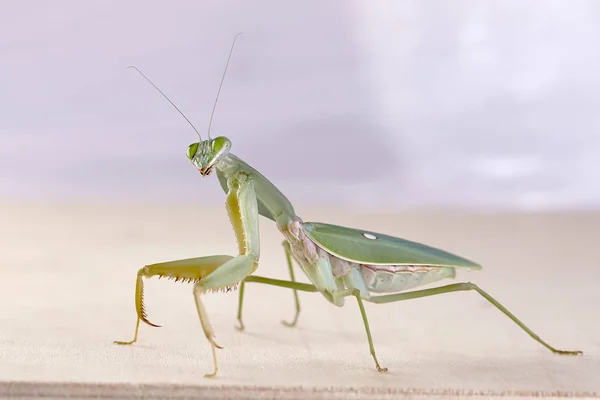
left=1, top=0, right=599, bottom=210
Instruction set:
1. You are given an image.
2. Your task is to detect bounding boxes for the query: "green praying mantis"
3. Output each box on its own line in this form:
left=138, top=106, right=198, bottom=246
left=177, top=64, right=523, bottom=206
left=114, top=35, right=583, bottom=378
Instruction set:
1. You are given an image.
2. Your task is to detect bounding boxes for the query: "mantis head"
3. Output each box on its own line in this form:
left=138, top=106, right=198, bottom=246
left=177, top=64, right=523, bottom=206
left=128, top=35, right=241, bottom=179
left=187, top=136, right=232, bottom=176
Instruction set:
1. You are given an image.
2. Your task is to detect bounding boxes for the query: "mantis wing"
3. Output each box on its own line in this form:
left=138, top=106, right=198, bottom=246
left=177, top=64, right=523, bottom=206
left=303, top=222, right=482, bottom=269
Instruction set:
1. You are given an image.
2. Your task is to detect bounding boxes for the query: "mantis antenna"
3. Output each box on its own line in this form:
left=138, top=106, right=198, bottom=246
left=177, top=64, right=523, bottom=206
left=128, top=33, right=243, bottom=142
left=127, top=65, right=203, bottom=141
left=207, top=32, right=243, bottom=140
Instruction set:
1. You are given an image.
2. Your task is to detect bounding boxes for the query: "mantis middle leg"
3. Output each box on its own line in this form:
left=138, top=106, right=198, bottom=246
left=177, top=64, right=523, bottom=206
left=241, top=270, right=390, bottom=372
left=236, top=240, right=302, bottom=331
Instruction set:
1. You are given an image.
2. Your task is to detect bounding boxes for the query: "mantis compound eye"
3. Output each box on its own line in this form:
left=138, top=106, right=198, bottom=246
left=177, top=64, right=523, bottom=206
left=187, top=142, right=199, bottom=160
left=211, top=136, right=231, bottom=155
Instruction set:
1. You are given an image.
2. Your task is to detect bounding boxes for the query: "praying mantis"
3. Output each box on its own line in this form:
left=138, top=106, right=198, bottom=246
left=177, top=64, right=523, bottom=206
left=114, top=35, right=583, bottom=378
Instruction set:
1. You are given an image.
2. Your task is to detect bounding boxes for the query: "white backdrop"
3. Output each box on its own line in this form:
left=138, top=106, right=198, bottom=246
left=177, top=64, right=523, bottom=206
left=1, top=0, right=599, bottom=210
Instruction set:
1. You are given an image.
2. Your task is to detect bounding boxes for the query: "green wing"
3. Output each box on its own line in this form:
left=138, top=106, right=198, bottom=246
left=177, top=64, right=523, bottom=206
left=303, top=222, right=482, bottom=269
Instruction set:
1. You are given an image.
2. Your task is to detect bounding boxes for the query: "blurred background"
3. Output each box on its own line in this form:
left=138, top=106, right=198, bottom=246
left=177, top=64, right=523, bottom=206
left=2, top=2, right=600, bottom=391
left=1, top=0, right=600, bottom=211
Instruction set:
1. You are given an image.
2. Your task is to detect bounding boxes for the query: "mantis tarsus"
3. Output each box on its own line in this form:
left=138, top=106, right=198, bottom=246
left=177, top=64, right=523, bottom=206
left=114, top=35, right=583, bottom=378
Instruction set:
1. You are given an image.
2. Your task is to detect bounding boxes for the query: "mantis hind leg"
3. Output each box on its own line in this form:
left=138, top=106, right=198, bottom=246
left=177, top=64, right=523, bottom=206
left=336, top=275, right=581, bottom=374
left=331, top=286, right=388, bottom=373
left=368, top=282, right=583, bottom=356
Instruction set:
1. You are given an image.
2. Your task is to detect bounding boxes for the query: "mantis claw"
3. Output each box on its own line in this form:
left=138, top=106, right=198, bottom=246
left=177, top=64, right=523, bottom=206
left=211, top=338, right=224, bottom=350
left=140, top=316, right=161, bottom=328
left=206, top=330, right=224, bottom=350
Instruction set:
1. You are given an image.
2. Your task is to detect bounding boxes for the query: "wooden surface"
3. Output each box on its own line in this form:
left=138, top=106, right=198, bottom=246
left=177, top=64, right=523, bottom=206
left=1, top=202, right=599, bottom=399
